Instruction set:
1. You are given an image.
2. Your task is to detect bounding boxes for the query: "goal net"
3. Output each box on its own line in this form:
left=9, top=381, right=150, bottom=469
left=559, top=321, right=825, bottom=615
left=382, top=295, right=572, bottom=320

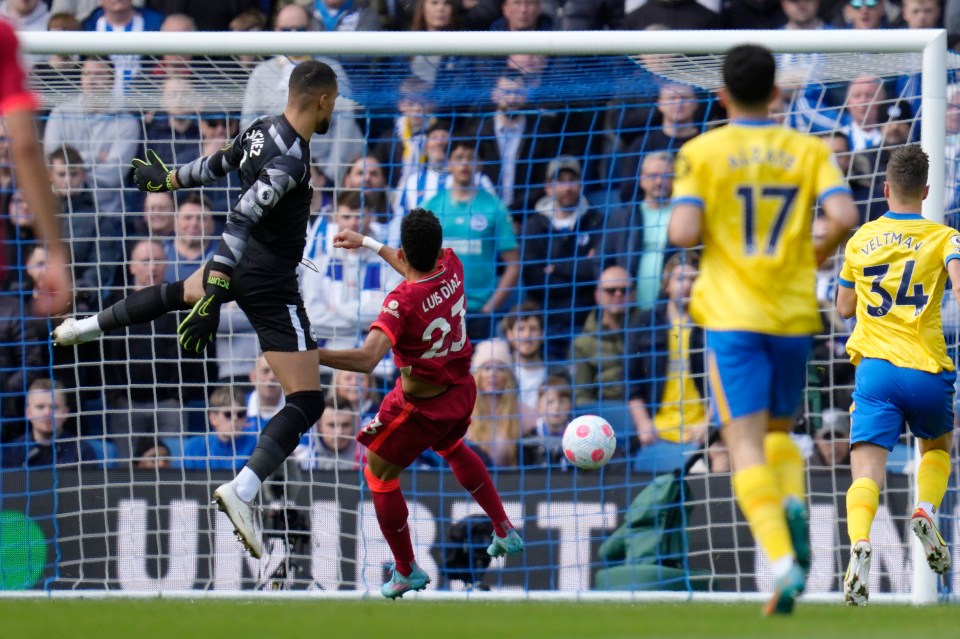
left=0, top=30, right=956, bottom=601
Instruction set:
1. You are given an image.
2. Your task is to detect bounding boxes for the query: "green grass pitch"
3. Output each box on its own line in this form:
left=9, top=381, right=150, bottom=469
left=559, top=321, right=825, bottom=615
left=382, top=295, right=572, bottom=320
left=1, top=599, right=957, bottom=639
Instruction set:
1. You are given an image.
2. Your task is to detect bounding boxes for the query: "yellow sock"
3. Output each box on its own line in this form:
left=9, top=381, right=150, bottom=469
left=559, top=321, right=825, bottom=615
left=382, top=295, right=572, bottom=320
left=732, top=464, right=793, bottom=564
left=846, top=477, right=879, bottom=545
left=764, top=432, right=806, bottom=502
left=917, top=449, right=951, bottom=511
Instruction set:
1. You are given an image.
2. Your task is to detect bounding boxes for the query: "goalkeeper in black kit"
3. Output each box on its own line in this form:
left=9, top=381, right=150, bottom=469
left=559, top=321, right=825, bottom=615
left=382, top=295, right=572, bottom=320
left=53, top=60, right=339, bottom=559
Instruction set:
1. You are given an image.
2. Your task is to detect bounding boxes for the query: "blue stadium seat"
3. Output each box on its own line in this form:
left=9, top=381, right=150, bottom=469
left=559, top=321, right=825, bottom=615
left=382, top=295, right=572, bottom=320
left=86, top=438, right=118, bottom=469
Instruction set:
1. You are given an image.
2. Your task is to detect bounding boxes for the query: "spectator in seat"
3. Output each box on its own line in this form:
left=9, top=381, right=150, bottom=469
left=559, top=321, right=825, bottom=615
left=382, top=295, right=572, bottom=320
left=389, top=122, right=497, bottom=244
left=295, top=396, right=360, bottom=471
left=1, top=378, right=95, bottom=468
left=467, top=339, right=527, bottom=467
left=848, top=100, right=914, bottom=222
left=406, top=0, right=473, bottom=90
left=182, top=386, right=258, bottom=471
left=132, top=437, right=171, bottom=469
left=627, top=252, right=708, bottom=472
left=423, top=140, right=520, bottom=341
left=43, top=56, right=141, bottom=216
left=572, top=265, right=636, bottom=439
left=137, top=190, right=176, bottom=240
left=103, top=238, right=212, bottom=461
left=896, top=0, right=941, bottom=28
left=306, top=0, right=382, bottom=31
left=48, top=145, right=122, bottom=293
left=143, top=76, right=204, bottom=168
left=240, top=3, right=363, bottom=185
left=809, top=409, right=851, bottom=466
left=620, top=0, right=720, bottom=30
left=467, top=70, right=562, bottom=216
left=301, top=190, right=397, bottom=357
left=519, top=374, right=574, bottom=467
left=227, top=8, right=267, bottom=72
left=331, top=369, right=380, bottom=422
left=619, top=84, right=700, bottom=202
left=781, top=0, right=825, bottom=29
left=521, top=155, right=602, bottom=359
left=340, top=154, right=391, bottom=224
left=1, top=0, right=51, bottom=68
left=162, top=192, right=217, bottom=282
left=490, top=0, right=555, bottom=30
left=29, top=12, right=84, bottom=100
left=502, top=301, right=549, bottom=415
left=373, top=77, right=435, bottom=189
left=608, top=152, right=675, bottom=310
left=839, top=0, right=888, bottom=28
left=247, top=352, right=283, bottom=429
left=81, top=0, right=165, bottom=95
left=144, top=1, right=259, bottom=31
left=840, top=74, right=888, bottom=152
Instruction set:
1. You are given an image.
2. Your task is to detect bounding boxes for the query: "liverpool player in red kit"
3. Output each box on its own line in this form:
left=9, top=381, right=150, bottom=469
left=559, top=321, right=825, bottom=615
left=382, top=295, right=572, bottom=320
left=0, top=20, right=71, bottom=314
left=317, top=208, right=523, bottom=598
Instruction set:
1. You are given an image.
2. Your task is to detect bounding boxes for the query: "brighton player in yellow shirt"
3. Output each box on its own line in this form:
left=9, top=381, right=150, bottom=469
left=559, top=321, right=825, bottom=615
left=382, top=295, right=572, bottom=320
left=836, top=146, right=958, bottom=606
left=668, top=43, right=859, bottom=615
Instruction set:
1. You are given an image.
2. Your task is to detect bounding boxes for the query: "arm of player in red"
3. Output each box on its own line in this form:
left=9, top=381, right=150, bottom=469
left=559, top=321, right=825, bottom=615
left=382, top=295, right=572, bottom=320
left=316, top=327, right=393, bottom=374
left=333, top=229, right=406, bottom=277
left=0, top=22, right=72, bottom=316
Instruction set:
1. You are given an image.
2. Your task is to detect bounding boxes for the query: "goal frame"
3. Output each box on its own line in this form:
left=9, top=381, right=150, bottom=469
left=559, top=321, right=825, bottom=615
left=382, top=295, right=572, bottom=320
left=18, top=28, right=950, bottom=604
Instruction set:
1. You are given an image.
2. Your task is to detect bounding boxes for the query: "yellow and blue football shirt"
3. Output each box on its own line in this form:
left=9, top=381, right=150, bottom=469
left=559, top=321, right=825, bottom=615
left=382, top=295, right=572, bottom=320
left=839, top=213, right=960, bottom=374
left=672, top=120, right=849, bottom=335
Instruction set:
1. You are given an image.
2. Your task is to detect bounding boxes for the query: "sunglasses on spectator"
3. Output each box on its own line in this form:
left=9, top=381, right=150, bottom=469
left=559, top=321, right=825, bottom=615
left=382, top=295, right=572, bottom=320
left=203, top=118, right=227, bottom=128
left=219, top=409, right=247, bottom=419
left=847, top=0, right=880, bottom=7
left=278, top=26, right=308, bottom=32
left=602, top=286, right=630, bottom=295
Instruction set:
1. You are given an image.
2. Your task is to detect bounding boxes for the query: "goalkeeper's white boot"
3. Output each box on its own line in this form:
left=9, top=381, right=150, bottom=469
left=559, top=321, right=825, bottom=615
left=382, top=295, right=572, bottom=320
left=213, top=482, right=262, bottom=559
left=910, top=508, right=951, bottom=575
left=844, top=539, right=871, bottom=606
left=52, top=317, right=102, bottom=346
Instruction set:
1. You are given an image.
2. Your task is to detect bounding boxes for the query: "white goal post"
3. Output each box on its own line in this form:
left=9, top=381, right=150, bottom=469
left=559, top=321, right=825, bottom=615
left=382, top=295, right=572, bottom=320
left=10, top=28, right=952, bottom=603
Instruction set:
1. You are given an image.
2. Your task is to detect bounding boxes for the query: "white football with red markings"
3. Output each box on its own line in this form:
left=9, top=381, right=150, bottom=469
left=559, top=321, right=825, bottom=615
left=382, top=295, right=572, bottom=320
left=561, top=414, right=616, bottom=470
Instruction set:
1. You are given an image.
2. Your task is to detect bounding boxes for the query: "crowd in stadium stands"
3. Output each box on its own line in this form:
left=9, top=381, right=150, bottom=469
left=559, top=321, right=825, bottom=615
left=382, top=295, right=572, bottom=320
left=2, top=0, right=958, bottom=472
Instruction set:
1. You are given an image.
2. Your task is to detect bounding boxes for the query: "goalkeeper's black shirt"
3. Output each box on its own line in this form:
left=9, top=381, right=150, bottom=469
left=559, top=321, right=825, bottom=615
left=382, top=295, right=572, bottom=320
left=175, top=114, right=313, bottom=275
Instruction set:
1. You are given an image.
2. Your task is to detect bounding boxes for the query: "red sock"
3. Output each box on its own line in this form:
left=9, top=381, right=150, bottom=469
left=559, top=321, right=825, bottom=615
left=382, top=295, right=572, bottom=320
left=442, top=441, right=512, bottom=537
left=365, top=468, right=415, bottom=577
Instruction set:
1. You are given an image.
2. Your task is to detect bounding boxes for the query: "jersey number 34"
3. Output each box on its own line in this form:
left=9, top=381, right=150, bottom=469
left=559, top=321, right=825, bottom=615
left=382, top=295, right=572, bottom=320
left=863, top=260, right=929, bottom=317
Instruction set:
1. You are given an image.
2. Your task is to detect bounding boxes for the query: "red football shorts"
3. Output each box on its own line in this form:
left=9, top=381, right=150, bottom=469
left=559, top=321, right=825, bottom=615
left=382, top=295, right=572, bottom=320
left=356, top=376, right=477, bottom=468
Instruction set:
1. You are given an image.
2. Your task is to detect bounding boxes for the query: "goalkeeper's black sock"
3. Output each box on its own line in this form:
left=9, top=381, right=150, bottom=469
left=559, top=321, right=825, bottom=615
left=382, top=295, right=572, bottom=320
left=97, top=281, right=190, bottom=331
left=245, top=391, right=325, bottom=482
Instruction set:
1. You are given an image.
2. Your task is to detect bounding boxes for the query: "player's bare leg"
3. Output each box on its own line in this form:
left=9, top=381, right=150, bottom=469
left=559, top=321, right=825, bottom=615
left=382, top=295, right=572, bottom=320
left=436, top=439, right=522, bottom=557
left=723, top=412, right=805, bottom=615
left=53, top=265, right=206, bottom=346
left=845, top=442, right=886, bottom=605
left=912, top=432, right=953, bottom=575
left=365, top=451, right=431, bottom=599
left=215, top=350, right=324, bottom=559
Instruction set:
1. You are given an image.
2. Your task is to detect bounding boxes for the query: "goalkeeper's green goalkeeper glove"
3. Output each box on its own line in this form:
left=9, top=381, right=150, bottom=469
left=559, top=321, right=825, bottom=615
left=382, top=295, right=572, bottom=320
left=131, top=149, right=175, bottom=192
left=178, top=274, right=230, bottom=353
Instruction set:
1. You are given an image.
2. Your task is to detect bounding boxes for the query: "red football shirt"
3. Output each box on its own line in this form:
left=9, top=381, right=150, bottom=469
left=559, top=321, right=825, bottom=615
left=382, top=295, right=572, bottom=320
left=0, top=20, right=37, bottom=116
left=371, top=248, right=473, bottom=386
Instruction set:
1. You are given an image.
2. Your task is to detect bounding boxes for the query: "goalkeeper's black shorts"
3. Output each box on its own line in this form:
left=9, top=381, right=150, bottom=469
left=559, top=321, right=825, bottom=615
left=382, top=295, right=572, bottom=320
left=209, top=237, right=317, bottom=353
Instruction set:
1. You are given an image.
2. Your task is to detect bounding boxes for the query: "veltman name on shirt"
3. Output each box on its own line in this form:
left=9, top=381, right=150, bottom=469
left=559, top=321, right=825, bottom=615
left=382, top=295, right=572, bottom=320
left=859, top=233, right=923, bottom=255
left=421, top=272, right=462, bottom=313
left=727, top=147, right=795, bottom=171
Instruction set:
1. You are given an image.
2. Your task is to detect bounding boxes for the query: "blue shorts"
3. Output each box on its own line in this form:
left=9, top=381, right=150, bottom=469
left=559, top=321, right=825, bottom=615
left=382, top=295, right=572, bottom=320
left=706, top=330, right=812, bottom=423
left=850, top=358, right=956, bottom=451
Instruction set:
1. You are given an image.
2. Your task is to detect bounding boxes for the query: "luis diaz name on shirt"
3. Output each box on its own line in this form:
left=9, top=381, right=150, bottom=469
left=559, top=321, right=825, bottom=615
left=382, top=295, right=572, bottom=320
left=422, top=272, right=462, bottom=313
